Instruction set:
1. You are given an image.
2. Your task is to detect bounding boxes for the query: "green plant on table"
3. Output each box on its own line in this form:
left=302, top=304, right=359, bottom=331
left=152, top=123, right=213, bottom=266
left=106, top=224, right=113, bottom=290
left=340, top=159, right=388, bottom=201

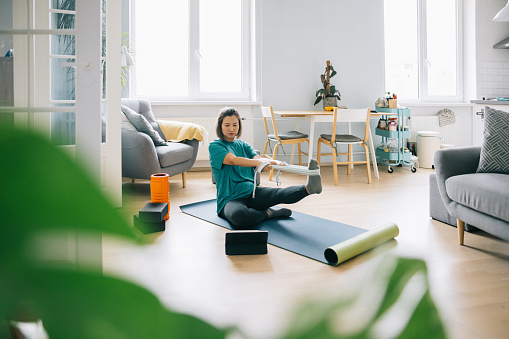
left=314, top=60, right=341, bottom=106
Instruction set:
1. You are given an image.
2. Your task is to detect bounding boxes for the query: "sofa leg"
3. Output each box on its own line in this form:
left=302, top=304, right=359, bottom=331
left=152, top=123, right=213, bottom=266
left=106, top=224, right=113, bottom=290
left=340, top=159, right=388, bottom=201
left=182, top=172, right=187, bottom=188
left=457, top=219, right=465, bottom=245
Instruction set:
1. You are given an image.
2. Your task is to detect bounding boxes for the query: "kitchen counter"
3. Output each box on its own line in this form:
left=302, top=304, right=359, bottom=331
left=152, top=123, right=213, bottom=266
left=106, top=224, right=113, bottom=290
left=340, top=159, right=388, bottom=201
left=470, top=99, right=509, bottom=105
left=471, top=100, right=509, bottom=146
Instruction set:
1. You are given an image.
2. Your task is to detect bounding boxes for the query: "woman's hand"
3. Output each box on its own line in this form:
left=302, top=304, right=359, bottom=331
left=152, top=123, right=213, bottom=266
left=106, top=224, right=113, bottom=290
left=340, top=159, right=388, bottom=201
left=259, top=160, right=286, bottom=172
left=251, top=155, right=285, bottom=172
left=258, top=159, right=272, bottom=172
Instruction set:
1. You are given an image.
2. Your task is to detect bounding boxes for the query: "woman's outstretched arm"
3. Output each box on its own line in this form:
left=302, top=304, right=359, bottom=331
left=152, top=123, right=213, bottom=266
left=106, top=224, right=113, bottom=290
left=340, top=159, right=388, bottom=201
left=223, top=153, right=286, bottom=172
left=223, top=152, right=266, bottom=167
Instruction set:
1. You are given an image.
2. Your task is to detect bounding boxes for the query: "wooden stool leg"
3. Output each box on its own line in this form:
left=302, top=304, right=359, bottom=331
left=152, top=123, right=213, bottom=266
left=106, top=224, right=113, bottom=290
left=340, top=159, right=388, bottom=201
left=347, top=144, right=352, bottom=175
left=270, top=144, right=279, bottom=181
left=298, top=143, right=303, bottom=165
left=363, top=144, right=372, bottom=184
left=263, top=140, right=269, bottom=158
left=332, top=146, right=339, bottom=186
left=317, top=140, right=322, bottom=166
left=457, top=219, right=465, bottom=245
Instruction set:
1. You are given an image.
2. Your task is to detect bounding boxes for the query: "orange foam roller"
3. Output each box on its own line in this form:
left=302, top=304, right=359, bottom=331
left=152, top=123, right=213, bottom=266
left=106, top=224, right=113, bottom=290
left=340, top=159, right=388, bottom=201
left=150, top=173, right=169, bottom=220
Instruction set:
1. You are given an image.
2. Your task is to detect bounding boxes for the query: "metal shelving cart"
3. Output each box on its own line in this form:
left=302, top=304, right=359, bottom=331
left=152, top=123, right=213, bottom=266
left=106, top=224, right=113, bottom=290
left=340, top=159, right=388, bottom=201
left=375, top=107, right=416, bottom=173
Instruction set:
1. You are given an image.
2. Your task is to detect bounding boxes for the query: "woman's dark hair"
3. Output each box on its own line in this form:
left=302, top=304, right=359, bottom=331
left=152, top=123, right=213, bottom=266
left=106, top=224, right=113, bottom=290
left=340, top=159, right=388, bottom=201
left=216, top=107, right=242, bottom=139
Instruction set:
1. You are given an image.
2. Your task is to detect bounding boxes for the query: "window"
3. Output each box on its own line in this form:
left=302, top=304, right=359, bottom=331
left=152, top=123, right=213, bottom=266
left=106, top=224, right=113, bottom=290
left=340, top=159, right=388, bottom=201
left=384, top=0, right=461, bottom=101
left=131, top=0, right=251, bottom=101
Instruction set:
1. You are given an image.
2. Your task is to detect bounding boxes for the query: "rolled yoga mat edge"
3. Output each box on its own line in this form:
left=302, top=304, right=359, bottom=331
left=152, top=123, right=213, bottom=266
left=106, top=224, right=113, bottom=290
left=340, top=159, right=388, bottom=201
left=324, top=222, right=400, bottom=266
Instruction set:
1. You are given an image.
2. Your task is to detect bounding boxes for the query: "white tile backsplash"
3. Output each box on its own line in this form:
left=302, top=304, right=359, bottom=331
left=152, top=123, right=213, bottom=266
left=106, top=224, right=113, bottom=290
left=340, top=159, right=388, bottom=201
left=477, top=61, right=509, bottom=99
left=488, top=68, right=499, bottom=75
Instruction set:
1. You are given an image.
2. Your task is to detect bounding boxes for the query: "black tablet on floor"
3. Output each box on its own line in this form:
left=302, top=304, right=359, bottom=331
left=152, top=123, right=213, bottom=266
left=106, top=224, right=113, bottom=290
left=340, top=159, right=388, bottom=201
left=225, top=230, right=269, bottom=255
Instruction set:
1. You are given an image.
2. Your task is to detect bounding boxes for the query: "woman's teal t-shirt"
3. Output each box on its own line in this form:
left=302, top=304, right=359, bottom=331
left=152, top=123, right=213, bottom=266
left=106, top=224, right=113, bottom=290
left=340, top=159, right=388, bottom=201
left=209, top=139, right=258, bottom=213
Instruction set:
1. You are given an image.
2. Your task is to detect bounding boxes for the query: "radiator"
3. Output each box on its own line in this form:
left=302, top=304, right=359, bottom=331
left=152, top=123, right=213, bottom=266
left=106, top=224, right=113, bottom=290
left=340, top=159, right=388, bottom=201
left=408, top=116, right=458, bottom=147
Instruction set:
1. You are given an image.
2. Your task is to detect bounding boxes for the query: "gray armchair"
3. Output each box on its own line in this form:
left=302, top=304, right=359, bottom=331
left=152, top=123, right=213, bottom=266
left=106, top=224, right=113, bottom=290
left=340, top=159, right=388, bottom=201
left=434, top=146, right=509, bottom=245
left=121, top=98, right=199, bottom=187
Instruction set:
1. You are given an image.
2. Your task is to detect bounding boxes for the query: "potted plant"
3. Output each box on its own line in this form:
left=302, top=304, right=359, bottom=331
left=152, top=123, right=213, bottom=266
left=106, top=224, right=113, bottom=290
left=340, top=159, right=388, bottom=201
left=314, top=60, right=341, bottom=110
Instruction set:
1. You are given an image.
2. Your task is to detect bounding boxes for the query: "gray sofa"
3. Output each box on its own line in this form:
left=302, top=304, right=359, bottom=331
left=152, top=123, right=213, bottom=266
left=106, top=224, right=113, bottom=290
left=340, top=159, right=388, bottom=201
left=429, top=173, right=477, bottom=233
left=434, top=146, right=509, bottom=244
left=121, top=98, right=199, bottom=187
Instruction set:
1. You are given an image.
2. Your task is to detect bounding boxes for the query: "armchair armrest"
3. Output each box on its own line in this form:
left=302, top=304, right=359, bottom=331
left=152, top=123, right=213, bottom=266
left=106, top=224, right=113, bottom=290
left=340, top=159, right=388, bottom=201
left=121, top=129, right=161, bottom=179
left=434, top=146, right=481, bottom=208
left=183, top=139, right=200, bottom=164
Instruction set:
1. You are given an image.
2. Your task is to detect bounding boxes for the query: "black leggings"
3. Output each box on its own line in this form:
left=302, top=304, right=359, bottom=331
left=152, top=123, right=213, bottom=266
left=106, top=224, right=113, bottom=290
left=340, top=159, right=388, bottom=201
left=219, top=185, right=309, bottom=229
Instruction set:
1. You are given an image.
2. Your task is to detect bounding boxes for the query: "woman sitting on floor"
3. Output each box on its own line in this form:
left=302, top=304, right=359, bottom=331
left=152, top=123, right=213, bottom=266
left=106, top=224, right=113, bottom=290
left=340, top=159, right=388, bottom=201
left=209, top=107, right=322, bottom=229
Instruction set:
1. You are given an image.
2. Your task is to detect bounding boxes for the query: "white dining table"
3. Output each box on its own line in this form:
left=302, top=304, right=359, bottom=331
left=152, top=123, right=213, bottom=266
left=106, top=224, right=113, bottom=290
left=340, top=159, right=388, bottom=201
left=272, top=110, right=389, bottom=179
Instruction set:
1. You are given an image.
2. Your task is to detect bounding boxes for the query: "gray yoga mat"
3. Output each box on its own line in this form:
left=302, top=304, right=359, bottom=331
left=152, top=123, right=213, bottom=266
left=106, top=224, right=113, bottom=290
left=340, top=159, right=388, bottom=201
left=180, top=199, right=398, bottom=265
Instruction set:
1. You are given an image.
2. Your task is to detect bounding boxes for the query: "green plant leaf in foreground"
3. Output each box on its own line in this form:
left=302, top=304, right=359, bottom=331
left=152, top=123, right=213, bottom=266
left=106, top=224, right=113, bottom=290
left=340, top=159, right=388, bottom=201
left=281, top=256, right=447, bottom=339
left=7, top=268, right=227, bottom=339
left=0, top=127, right=228, bottom=338
left=0, top=127, right=138, bottom=264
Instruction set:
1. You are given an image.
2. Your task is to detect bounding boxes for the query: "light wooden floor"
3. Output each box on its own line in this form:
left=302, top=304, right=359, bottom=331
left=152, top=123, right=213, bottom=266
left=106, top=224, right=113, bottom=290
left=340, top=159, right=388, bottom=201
left=104, top=164, right=509, bottom=339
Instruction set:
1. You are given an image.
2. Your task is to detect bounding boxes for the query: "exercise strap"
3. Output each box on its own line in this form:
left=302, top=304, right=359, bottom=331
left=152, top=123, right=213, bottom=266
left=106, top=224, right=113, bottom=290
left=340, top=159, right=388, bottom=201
left=252, top=161, right=320, bottom=198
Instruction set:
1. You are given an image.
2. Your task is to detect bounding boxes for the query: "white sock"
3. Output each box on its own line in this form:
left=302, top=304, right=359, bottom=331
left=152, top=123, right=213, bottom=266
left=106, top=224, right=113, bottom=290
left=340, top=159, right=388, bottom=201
left=306, top=159, right=322, bottom=194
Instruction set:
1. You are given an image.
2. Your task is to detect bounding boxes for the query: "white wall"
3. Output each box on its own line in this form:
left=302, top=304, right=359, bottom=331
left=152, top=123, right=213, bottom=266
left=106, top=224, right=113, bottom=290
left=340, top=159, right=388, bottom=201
left=476, top=0, right=509, bottom=99
left=260, top=0, right=384, bottom=110
left=255, top=0, right=385, bottom=158
left=476, top=0, right=509, bottom=62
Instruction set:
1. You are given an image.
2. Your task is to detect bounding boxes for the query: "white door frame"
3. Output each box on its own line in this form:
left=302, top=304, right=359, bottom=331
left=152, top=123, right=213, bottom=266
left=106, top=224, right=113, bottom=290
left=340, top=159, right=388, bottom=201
left=8, top=0, right=122, bottom=270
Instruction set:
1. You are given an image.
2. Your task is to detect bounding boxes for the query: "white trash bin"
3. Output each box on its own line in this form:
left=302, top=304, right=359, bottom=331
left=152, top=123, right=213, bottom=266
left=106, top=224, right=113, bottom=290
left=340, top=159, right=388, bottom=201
left=416, top=131, right=440, bottom=168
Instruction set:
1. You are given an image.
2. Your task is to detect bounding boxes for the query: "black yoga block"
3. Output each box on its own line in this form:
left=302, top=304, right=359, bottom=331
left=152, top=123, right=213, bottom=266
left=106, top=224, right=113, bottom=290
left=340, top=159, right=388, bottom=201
left=225, top=230, right=268, bottom=255
left=134, top=214, right=166, bottom=234
left=139, top=203, right=168, bottom=222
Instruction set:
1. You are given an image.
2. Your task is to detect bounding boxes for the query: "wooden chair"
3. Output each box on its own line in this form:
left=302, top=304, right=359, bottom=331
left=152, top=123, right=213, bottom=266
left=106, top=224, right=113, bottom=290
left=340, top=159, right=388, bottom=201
left=317, top=107, right=372, bottom=185
left=261, top=106, right=309, bottom=180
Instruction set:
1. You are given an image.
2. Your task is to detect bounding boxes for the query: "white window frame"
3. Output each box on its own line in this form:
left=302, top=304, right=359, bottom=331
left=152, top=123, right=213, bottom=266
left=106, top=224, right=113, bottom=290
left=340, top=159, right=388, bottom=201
left=384, top=0, right=463, bottom=103
left=130, top=0, right=252, bottom=101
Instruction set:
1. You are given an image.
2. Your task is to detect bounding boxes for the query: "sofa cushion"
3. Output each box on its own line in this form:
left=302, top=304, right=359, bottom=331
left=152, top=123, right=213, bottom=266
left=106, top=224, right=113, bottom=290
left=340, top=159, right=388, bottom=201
left=445, top=173, right=509, bottom=222
left=156, top=142, right=194, bottom=168
left=121, top=105, right=168, bottom=146
left=477, top=106, right=509, bottom=174
left=121, top=111, right=137, bottom=132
